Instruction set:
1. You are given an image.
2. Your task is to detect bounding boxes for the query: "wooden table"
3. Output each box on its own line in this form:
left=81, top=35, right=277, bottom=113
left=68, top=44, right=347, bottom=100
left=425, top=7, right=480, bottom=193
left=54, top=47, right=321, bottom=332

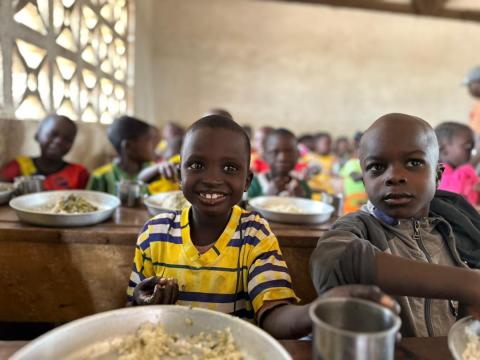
left=0, top=337, right=451, bottom=359
left=0, top=205, right=332, bottom=323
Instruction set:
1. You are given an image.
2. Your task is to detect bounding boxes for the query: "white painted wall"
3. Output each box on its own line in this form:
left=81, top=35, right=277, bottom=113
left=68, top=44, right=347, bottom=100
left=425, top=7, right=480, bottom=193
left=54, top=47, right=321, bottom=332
left=135, top=0, right=480, bottom=136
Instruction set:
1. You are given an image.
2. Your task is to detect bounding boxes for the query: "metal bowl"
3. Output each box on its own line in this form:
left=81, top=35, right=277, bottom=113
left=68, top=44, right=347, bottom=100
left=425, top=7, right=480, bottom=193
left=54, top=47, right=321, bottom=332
left=11, top=305, right=292, bottom=360
left=9, top=190, right=120, bottom=227
left=249, top=196, right=334, bottom=224
left=144, top=190, right=190, bottom=216
left=0, top=181, right=14, bottom=205
left=448, top=316, right=480, bottom=360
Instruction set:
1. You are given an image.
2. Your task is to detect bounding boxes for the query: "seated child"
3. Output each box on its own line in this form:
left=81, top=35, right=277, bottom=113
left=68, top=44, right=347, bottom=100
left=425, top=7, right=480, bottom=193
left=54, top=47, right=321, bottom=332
left=435, top=122, right=479, bottom=205
left=126, top=115, right=399, bottom=339
left=87, top=116, right=158, bottom=194
left=332, top=136, right=351, bottom=175
left=310, top=113, right=480, bottom=337
left=247, top=128, right=311, bottom=199
left=250, top=126, right=273, bottom=174
left=339, top=131, right=367, bottom=214
left=0, top=114, right=89, bottom=190
left=138, top=135, right=182, bottom=194
left=306, top=132, right=335, bottom=195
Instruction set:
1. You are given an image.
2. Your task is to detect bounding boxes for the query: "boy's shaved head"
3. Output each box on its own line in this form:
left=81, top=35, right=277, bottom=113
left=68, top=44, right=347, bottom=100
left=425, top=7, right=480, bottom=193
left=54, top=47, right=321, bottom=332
left=359, top=113, right=441, bottom=219
left=360, top=113, right=439, bottom=165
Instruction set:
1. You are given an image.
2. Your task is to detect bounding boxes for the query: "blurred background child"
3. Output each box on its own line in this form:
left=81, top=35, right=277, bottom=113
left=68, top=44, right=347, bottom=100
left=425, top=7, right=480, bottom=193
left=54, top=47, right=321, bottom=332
left=332, top=136, right=351, bottom=175
left=306, top=132, right=335, bottom=197
left=435, top=122, right=479, bottom=205
left=464, top=66, right=480, bottom=136
left=251, top=126, right=273, bottom=174
left=248, top=128, right=311, bottom=198
left=0, top=114, right=89, bottom=190
left=88, top=116, right=158, bottom=194
left=338, top=131, right=367, bottom=214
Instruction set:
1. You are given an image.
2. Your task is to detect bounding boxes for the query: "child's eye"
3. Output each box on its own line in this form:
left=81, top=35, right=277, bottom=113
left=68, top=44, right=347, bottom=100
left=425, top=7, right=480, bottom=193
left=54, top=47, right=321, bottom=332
left=406, top=159, right=424, bottom=168
left=223, top=164, right=238, bottom=173
left=367, top=163, right=385, bottom=173
left=187, top=162, right=203, bottom=170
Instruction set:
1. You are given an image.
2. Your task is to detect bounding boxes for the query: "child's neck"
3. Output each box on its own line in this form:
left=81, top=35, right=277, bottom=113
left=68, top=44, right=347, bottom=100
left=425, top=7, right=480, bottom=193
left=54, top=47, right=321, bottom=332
left=116, top=157, right=143, bottom=176
left=189, top=208, right=232, bottom=247
left=34, top=156, right=66, bottom=175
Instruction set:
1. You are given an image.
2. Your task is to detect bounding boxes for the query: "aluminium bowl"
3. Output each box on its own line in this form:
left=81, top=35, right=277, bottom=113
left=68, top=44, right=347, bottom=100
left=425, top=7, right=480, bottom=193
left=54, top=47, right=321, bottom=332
left=448, top=316, right=480, bottom=360
left=249, top=196, right=334, bottom=224
left=9, top=190, right=120, bottom=227
left=11, top=305, right=292, bottom=360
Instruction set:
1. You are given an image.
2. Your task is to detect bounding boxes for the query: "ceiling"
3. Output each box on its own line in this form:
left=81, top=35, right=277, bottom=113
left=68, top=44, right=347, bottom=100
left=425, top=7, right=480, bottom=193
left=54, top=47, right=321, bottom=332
left=275, top=0, right=480, bottom=22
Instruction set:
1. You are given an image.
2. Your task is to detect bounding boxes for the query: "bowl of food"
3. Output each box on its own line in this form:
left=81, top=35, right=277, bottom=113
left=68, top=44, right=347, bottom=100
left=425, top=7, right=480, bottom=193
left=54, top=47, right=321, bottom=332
left=9, top=190, right=120, bottom=227
left=11, top=306, right=292, bottom=360
left=0, top=181, right=14, bottom=205
left=448, top=316, right=480, bottom=360
left=144, top=190, right=191, bottom=215
left=249, top=196, right=334, bottom=224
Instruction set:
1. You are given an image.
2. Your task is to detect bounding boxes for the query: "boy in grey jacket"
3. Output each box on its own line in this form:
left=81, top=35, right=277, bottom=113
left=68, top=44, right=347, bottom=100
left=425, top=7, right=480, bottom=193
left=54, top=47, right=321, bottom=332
left=310, top=113, right=480, bottom=337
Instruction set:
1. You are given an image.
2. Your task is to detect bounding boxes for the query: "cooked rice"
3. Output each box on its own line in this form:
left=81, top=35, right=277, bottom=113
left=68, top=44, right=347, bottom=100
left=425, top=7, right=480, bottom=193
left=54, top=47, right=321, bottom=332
left=71, top=322, right=245, bottom=360
left=463, top=328, right=480, bottom=360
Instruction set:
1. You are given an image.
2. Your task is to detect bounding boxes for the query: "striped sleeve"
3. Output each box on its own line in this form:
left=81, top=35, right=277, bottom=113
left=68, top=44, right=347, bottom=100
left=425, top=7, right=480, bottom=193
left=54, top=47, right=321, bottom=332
left=245, top=214, right=299, bottom=314
left=126, top=220, right=157, bottom=302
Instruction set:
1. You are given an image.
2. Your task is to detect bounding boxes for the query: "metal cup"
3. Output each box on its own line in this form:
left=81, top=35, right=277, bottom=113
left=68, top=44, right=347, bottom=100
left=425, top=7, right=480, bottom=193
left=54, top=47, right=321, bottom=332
left=116, top=179, right=145, bottom=207
left=14, top=175, right=45, bottom=195
left=309, top=297, right=401, bottom=360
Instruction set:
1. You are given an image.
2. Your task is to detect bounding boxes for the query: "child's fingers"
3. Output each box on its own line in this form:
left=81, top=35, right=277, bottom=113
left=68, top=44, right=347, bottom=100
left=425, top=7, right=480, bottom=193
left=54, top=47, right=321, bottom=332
left=162, top=279, right=178, bottom=304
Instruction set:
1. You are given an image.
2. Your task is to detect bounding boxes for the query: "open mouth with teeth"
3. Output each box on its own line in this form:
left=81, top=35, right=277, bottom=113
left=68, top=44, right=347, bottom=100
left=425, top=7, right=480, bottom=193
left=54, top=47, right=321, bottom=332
left=198, top=192, right=227, bottom=205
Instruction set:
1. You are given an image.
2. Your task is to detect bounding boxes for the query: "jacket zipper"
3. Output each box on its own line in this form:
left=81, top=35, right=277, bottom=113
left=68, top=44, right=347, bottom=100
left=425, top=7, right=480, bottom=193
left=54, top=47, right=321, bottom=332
left=412, top=219, right=434, bottom=337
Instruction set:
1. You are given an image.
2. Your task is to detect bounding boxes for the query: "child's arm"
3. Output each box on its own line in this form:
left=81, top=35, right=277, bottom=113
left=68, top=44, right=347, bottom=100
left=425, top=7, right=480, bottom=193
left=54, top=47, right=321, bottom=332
left=375, top=252, right=480, bottom=314
left=138, top=162, right=178, bottom=184
left=260, top=285, right=399, bottom=339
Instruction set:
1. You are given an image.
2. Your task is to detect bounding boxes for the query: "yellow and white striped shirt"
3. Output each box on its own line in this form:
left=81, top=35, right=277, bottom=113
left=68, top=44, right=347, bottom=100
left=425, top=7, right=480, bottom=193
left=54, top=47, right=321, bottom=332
left=127, top=205, right=298, bottom=321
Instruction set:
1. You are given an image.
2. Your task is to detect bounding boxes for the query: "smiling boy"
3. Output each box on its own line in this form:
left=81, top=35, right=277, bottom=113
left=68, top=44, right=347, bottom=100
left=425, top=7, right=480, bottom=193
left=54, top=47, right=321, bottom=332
left=310, top=113, right=480, bottom=337
left=127, top=115, right=317, bottom=339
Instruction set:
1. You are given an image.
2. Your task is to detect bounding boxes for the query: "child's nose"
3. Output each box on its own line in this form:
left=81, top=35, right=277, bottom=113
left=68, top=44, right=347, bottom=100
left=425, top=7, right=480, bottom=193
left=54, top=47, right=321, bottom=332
left=385, top=167, right=407, bottom=185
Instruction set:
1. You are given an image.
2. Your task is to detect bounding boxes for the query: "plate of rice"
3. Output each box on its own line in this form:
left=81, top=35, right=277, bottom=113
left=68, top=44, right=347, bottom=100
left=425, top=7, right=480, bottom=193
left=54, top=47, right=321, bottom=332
left=11, top=306, right=292, bottom=360
left=9, top=190, right=120, bottom=227
left=448, top=316, right=480, bottom=360
left=144, top=190, right=191, bottom=215
left=249, top=196, right=334, bottom=224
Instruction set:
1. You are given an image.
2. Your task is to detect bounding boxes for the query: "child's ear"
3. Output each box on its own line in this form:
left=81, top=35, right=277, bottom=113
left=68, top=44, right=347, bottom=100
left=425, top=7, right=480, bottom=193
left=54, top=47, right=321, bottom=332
left=121, top=139, right=129, bottom=154
left=435, top=163, right=445, bottom=188
left=244, top=170, right=253, bottom=192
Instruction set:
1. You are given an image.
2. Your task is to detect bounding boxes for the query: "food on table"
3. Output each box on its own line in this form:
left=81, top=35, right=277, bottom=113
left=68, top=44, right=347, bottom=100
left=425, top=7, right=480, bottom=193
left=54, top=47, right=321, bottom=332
left=71, top=322, right=245, bottom=360
left=0, top=183, right=13, bottom=192
left=261, top=201, right=305, bottom=214
left=463, top=326, right=480, bottom=360
left=156, top=192, right=190, bottom=210
left=48, top=194, right=98, bottom=214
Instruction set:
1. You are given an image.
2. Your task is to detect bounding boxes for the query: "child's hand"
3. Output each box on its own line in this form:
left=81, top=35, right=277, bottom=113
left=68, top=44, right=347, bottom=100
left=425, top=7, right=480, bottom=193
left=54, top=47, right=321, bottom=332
left=286, top=179, right=306, bottom=197
left=158, top=162, right=178, bottom=181
left=133, top=276, right=179, bottom=306
left=320, top=285, right=400, bottom=315
left=265, top=176, right=290, bottom=195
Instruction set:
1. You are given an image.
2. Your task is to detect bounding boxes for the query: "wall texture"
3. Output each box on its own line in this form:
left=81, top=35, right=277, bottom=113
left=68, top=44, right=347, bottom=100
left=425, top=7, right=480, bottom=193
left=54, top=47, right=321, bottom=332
left=135, top=0, right=480, bottom=136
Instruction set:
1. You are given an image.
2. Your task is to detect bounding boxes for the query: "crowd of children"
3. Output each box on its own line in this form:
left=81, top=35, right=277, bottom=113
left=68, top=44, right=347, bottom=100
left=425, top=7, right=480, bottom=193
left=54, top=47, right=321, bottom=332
left=2, top=105, right=480, bottom=340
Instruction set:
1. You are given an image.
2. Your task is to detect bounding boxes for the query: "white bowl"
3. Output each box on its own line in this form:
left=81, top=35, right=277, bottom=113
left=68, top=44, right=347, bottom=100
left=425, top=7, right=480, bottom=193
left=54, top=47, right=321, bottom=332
left=11, top=306, right=292, bottom=360
left=249, top=196, right=334, bottom=224
left=144, top=190, right=190, bottom=216
left=0, top=181, right=14, bottom=205
left=448, top=316, right=480, bottom=360
left=9, top=190, right=120, bottom=227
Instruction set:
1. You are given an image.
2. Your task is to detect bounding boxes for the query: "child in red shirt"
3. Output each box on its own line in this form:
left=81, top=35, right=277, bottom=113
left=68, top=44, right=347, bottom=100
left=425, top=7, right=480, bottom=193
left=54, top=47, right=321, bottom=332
left=0, top=114, right=89, bottom=190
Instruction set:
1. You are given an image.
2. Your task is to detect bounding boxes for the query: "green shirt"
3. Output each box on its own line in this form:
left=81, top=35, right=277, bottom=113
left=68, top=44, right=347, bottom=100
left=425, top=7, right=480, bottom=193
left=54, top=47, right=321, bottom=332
left=87, top=161, right=148, bottom=195
left=339, top=158, right=365, bottom=196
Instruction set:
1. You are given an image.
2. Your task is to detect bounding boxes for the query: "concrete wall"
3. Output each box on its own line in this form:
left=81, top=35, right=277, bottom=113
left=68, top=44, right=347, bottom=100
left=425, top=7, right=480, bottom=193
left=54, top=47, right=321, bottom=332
left=135, top=0, right=480, bottom=136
